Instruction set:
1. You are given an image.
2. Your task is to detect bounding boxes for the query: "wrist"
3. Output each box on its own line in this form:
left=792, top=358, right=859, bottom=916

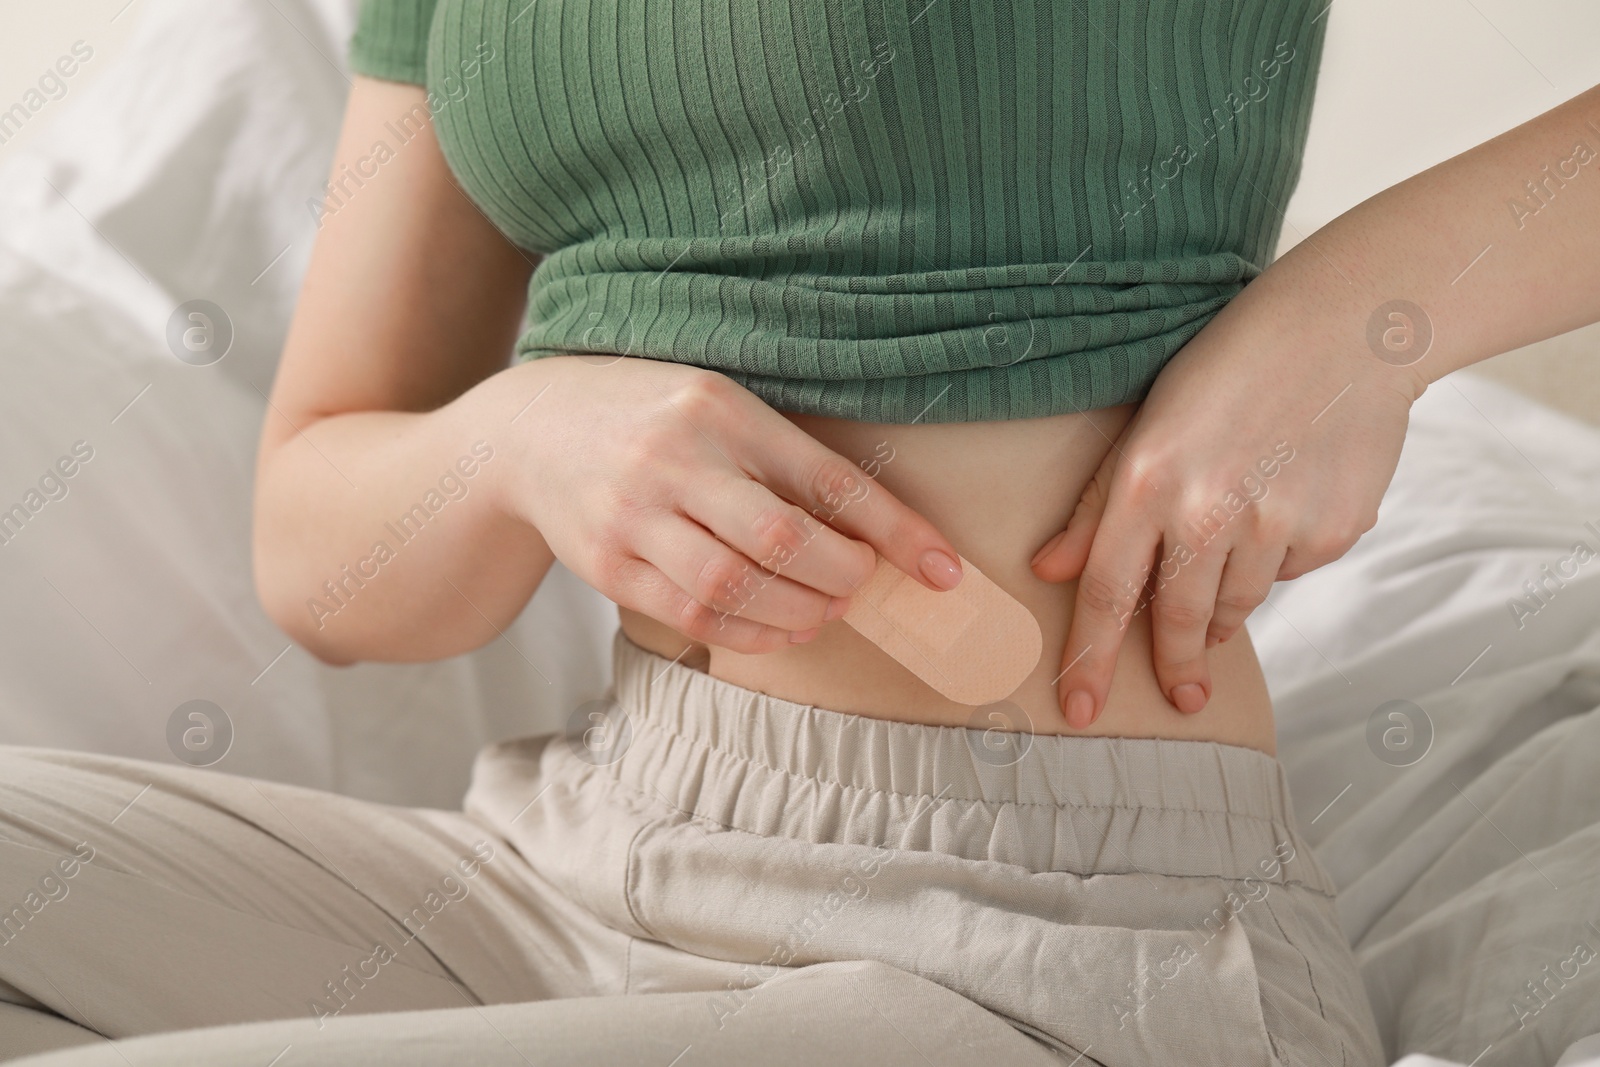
left=453, top=357, right=563, bottom=529
left=1234, top=240, right=1433, bottom=410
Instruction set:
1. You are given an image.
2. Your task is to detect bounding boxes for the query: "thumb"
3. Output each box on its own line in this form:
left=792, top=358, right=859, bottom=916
left=1031, top=449, right=1115, bottom=583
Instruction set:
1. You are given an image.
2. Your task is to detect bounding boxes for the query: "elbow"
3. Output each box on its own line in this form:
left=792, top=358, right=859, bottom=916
left=253, top=433, right=360, bottom=666
left=251, top=530, right=360, bottom=668
left=304, top=644, right=358, bottom=669
left=259, top=587, right=359, bottom=668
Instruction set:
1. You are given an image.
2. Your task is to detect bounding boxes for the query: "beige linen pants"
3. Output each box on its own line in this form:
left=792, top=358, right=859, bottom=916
left=0, top=632, right=1382, bottom=1066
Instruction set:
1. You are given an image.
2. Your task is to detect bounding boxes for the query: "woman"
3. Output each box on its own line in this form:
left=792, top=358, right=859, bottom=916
left=3, top=0, right=1597, bottom=1063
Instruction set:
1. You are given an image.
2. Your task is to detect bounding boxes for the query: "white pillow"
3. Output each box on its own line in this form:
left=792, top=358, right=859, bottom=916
left=0, top=0, right=617, bottom=807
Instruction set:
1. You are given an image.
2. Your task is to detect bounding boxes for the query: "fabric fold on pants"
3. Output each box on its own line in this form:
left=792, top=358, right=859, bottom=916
left=469, top=631, right=1383, bottom=1066
left=0, top=628, right=1382, bottom=1066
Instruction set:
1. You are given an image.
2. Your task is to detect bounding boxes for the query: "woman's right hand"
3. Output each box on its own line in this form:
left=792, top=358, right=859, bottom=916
left=493, top=356, right=966, bottom=653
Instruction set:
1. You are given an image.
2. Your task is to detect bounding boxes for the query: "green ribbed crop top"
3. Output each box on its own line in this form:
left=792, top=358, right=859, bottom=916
left=347, top=0, right=1326, bottom=423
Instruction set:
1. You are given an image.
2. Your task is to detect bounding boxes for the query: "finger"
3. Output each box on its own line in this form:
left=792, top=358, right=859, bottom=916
left=1057, top=507, right=1163, bottom=730
left=642, top=515, right=843, bottom=633
left=680, top=474, right=874, bottom=604
left=1031, top=448, right=1115, bottom=583
left=1207, top=542, right=1286, bottom=646
left=733, top=420, right=965, bottom=593
left=606, top=555, right=802, bottom=655
left=1277, top=532, right=1352, bottom=582
left=1147, top=535, right=1229, bottom=714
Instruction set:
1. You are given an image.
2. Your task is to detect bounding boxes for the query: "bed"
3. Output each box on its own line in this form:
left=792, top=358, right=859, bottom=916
left=1, top=1, right=1597, bottom=1064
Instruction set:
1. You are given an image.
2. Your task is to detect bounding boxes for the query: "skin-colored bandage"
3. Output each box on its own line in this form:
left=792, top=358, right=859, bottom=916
left=841, top=553, right=1043, bottom=705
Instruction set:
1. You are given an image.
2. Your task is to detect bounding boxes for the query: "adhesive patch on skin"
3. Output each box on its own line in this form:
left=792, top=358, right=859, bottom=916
left=841, top=553, right=1043, bottom=706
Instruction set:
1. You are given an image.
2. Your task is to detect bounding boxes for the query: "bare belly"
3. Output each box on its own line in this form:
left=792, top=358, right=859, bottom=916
left=619, top=405, right=1276, bottom=755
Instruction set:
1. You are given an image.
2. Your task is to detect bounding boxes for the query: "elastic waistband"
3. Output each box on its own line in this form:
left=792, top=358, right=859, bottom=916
left=605, top=631, right=1332, bottom=891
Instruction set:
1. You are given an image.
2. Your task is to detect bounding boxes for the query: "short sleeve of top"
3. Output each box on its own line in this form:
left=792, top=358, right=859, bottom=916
left=348, top=0, right=439, bottom=86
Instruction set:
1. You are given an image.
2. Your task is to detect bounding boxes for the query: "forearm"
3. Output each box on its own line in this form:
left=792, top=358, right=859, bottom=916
left=253, top=360, right=557, bottom=665
left=1240, top=82, right=1600, bottom=395
left=1041, top=87, right=1600, bottom=719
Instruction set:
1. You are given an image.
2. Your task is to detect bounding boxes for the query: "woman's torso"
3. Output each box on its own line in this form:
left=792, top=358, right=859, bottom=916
left=618, top=405, right=1278, bottom=753
left=372, top=0, right=1313, bottom=748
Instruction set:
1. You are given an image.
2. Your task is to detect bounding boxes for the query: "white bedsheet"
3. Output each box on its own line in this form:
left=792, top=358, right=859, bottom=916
left=0, top=1, right=1597, bottom=1064
left=1253, top=378, right=1600, bottom=1065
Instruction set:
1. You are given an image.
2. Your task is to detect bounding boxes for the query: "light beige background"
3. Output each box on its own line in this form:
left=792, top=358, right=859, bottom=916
left=3, top=0, right=1597, bottom=422
left=0, top=0, right=145, bottom=157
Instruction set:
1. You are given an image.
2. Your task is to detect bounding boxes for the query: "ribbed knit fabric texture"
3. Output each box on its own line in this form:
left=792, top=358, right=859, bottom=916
left=348, top=0, right=436, bottom=84
left=349, top=0, right=1327, bottom=423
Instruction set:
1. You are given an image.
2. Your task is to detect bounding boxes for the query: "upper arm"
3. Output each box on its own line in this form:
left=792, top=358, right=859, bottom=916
left=262, top=75, right=538, bottom=456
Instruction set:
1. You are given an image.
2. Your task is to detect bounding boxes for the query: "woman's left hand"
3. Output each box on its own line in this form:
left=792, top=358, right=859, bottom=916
left=1029, top=281, right=1425, bottom=728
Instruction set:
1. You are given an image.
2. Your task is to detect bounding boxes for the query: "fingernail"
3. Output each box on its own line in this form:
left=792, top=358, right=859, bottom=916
left=1065, top=690, right=1095, bottom=729
left=824, top=597, right=849, bottom=622
left=1031, top=531, right=1066, bottom=568
left=918, top=550, right=963, bottom=590
left=1172, top=683, right=1207, bottom=713
left=790, top=628, right=820, bottom=644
